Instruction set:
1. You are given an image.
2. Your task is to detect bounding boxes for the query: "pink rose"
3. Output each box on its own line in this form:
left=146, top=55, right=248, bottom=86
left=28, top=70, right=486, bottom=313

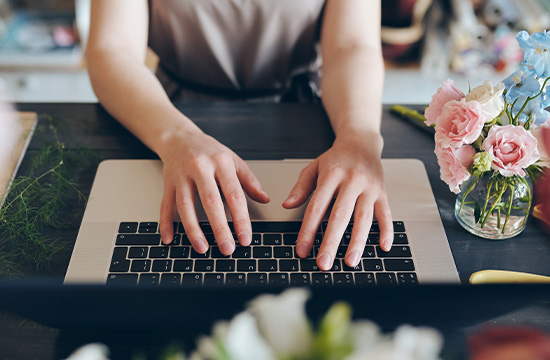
left=435, top=144, right=476, bottom=193
left=425, top=79, right=465, bottom=126
left=482, top=125, right=540, bottom=177
left=435, top=99, right=486, bottom=148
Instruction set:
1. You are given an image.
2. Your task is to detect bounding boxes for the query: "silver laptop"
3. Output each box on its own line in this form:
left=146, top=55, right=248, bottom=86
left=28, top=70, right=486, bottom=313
left=64, top=159, right=460, bottom=286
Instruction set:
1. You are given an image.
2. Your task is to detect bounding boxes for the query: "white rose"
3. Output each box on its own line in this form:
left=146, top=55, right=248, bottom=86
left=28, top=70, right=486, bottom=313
left=248, top=288, right=314, bottom=358
left=465, top=80, right=505, bottom=123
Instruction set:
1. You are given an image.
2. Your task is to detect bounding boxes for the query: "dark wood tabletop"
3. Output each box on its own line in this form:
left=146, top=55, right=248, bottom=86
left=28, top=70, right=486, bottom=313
left=1, top=102, right=549, bottom=359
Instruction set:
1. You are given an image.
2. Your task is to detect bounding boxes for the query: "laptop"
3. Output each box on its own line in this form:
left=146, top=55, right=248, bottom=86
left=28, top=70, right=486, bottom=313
left=64, top=158, right=460, bottom=286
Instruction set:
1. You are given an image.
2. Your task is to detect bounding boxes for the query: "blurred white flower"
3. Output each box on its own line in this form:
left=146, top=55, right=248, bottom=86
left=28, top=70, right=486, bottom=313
left=533, top=123, right=550, bottom=168
left=248, top=288, right=314, bottom=358
left=64, top=343, right=110, bottom=360
left=0, top=92, right=18, bottom=175
left=465, top=80, right=505, bottom=123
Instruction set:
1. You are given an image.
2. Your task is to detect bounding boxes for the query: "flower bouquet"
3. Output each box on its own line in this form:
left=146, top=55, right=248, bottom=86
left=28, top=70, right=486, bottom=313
left=425, top=30, right=550, bottom=239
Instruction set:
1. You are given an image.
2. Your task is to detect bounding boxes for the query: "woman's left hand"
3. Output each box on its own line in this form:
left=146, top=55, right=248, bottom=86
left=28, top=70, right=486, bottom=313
left=283, top=129, right=393, bottom=271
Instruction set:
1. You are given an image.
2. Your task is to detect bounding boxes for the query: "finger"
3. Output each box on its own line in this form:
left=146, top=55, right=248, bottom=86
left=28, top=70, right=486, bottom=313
left=375, top=196, right=394, bottom=251
left=283, top=161, right=318, bottom=209
left=345, top=193, right=374, bottom=267
left=217, top=164, right=253, bottom=247
left=317, top=185, right=360, bottom=270
left=235, top=158, right=270, bottom=204
left=295, top=180, right=337, bottom=261
left=196, top=175, right=235, bottom=255
left=175, top=182, right=209, bottom=253
left=159, top=184, right=176, bottom=245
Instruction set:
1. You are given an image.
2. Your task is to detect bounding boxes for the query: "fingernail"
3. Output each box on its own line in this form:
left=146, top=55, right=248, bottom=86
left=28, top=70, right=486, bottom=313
left=317, top=253, right=332, bottom=270
left=162, top=234, right=172, bottom=245
left=297, top=243, right=309, bottom=258
left=347, top=250, right=361, bottom=267
left=220, top=240, right=235, bottom=255
left=382, top=237, right=393, bottom=251
left=195, top=240, right=208, bottom=253
left=238, top=231, right=251, bottom=246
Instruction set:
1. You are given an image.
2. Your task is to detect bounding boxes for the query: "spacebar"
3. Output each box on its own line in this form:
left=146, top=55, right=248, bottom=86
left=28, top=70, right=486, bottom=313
left=116, top=234, right=161, bottom=245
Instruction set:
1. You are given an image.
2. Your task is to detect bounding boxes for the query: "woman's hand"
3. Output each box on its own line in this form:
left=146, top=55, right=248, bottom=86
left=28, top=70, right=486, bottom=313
left=158, top=129, right=270, bottom=255
left=283, top=129, right=393, bottom=271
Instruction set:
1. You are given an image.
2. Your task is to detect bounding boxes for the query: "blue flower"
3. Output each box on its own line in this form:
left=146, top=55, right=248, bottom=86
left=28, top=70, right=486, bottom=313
left=517, top=30, right=550, bottom=78
left=502, top=67, right=540, bottom=101
left=511, top=95, right=549, bottom=126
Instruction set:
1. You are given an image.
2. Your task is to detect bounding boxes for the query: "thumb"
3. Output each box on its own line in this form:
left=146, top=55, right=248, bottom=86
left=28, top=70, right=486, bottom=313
left=283, top=161, right=318, bottom=209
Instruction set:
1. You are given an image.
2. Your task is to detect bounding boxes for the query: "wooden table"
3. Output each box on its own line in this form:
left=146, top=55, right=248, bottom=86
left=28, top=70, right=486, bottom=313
left=1, top=103, right=549, bottom=359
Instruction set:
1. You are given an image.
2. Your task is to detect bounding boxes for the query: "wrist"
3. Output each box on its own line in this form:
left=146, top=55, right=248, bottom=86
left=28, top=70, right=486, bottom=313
left=334, top=127, right=384, bottom=156
left=155, top=118, right=203, bottom=161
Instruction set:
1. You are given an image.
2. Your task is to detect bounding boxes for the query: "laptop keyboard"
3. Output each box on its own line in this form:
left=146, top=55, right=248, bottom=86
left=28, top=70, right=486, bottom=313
left=107, top=221, right=417, bottom=287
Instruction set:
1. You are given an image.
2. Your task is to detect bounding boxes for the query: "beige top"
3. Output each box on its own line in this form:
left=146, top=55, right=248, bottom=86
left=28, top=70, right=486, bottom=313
left=148, top=0, right=326, bottom=95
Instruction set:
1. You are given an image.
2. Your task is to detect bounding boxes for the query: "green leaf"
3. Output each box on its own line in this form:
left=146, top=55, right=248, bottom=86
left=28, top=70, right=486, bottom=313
left=474, top=202, right=481, bottom=224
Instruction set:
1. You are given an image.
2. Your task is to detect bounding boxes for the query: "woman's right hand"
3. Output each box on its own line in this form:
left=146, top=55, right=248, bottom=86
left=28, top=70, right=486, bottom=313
left=157, top=129, right=270, bottom=255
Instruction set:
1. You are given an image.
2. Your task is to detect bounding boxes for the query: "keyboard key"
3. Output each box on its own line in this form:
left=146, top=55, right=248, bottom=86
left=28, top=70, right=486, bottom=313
left=362, top=246, right=376, bottom=258
left=384, top=259, right=415, bottom=271
left=107, top=273, right=137, bottom=285
left=247, top=273, right=268, bottom=286
left=116, top=234, right=160, bottom=246
left=283, top=233, right=298, bottom=245
left=128, top=247, right=148, bottom=259
left=205, top=234, right=217, bottom=245
left=211, top=247, right=230, bottom=258
left=216, top=259, right=236, bottom=272
left=251, top=233, right=262, bottom=245
left=341, top=233, right=351, bottom=245
left=180, top=234, right=191, bottom=245
left=253, top=247, right=272, bottom=258
left=152, top=260, right=172, bottom=272
left=194, top=259, right=215, bottom=272
left=191, top=248, right=210, bottom=258
left=312, top=273, right=332, bottom=286
left=354, top=273, right=376, bottom=286
left=138, top=222, right=158, bottom=233
left=149, top=247, right=169, bottom=258
left=173, top=260, right=193, bottom=272
left=336, top=246, right=347, bottom=258
left=300, top=259, right=319, bottom=271
left=161, top=273, right=181, bottom=286
left=181, top=273, right=202, bottom=286
left=376, top=273, right=397, bottom=286
left=342, top=262, right=363, bottom=271
left=204, top=273, right=225, bottom=286
left=237, top=260, right=257, bottom=272
left=313, top=233, right=323, bottom=246
left=131, top=260, right=151, bottom=272
left=109, top=247, right=130, bottom=272
left=273, top=246, right=294, bottom=258
left=329, top=259, right=342, bottom=272
left=279, top=260, right=299, bottom=272
left=394, top=221, right=406, bottom=233
left=226, top=273, right=246, bottom=286
left=199, top=222, right=213, bottom=233
left=363, top=259, right=383, bottom=271
left=167, top=234, right=181, bottom=245
left=290, top=273, right=311, bottom=286
left=294, top=247, right=315, bottom=259
left=258, top=260, right=278, bottom=272
left=269, top=273, right=289, bottom=286
left=178, top=222, right=185, bottom=233
left=119, top=222, right=138, bottom=233
left=366, top=234, right=379, bottom=245
left=170, top=246, right=190, bottom=258
left=370, top=222, right=380, bottom=233
left=263, top=234, right=282, bottom=245
left=251, top=222, right=302, bottom=232
left=333, top=273, right=354, bottom=286
left=139, top=273, right=160, bottom=286
left=232, top=246, right=251, bottom=258
left=376, top=246, right=411, bottom=258
left=397, top=273, right=418, bottom=286
left=393, top=233, right=408, bottom=245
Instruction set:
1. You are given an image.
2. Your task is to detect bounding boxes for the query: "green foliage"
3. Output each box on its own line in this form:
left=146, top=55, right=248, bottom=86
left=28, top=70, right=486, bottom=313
left=0, top=117, right=101, bottom=278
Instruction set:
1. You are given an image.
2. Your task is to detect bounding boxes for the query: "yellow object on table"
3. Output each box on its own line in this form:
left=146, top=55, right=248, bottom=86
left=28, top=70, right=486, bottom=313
left=469, top=270, right=550, bottom=284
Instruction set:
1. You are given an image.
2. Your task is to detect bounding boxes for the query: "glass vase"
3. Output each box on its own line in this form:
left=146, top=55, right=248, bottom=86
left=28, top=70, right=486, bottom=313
left=454, top=172, right=533, bottom=239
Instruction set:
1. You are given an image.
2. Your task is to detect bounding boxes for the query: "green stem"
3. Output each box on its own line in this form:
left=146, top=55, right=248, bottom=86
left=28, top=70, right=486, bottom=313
left=479, top=177, right=495, bottom=225
left=519, top=177, right=532, bottom=227
left=502, top=183, right=515, bottom=234
left=480, top=179, right=507, bottom=228
left=458, top=176, right=479, bottom=215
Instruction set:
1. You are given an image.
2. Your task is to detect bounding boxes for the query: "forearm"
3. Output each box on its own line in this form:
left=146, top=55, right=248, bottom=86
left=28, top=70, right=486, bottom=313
left=87, top=48, right=201, bottom=158
left=321, top=45, right=384, bottom=148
